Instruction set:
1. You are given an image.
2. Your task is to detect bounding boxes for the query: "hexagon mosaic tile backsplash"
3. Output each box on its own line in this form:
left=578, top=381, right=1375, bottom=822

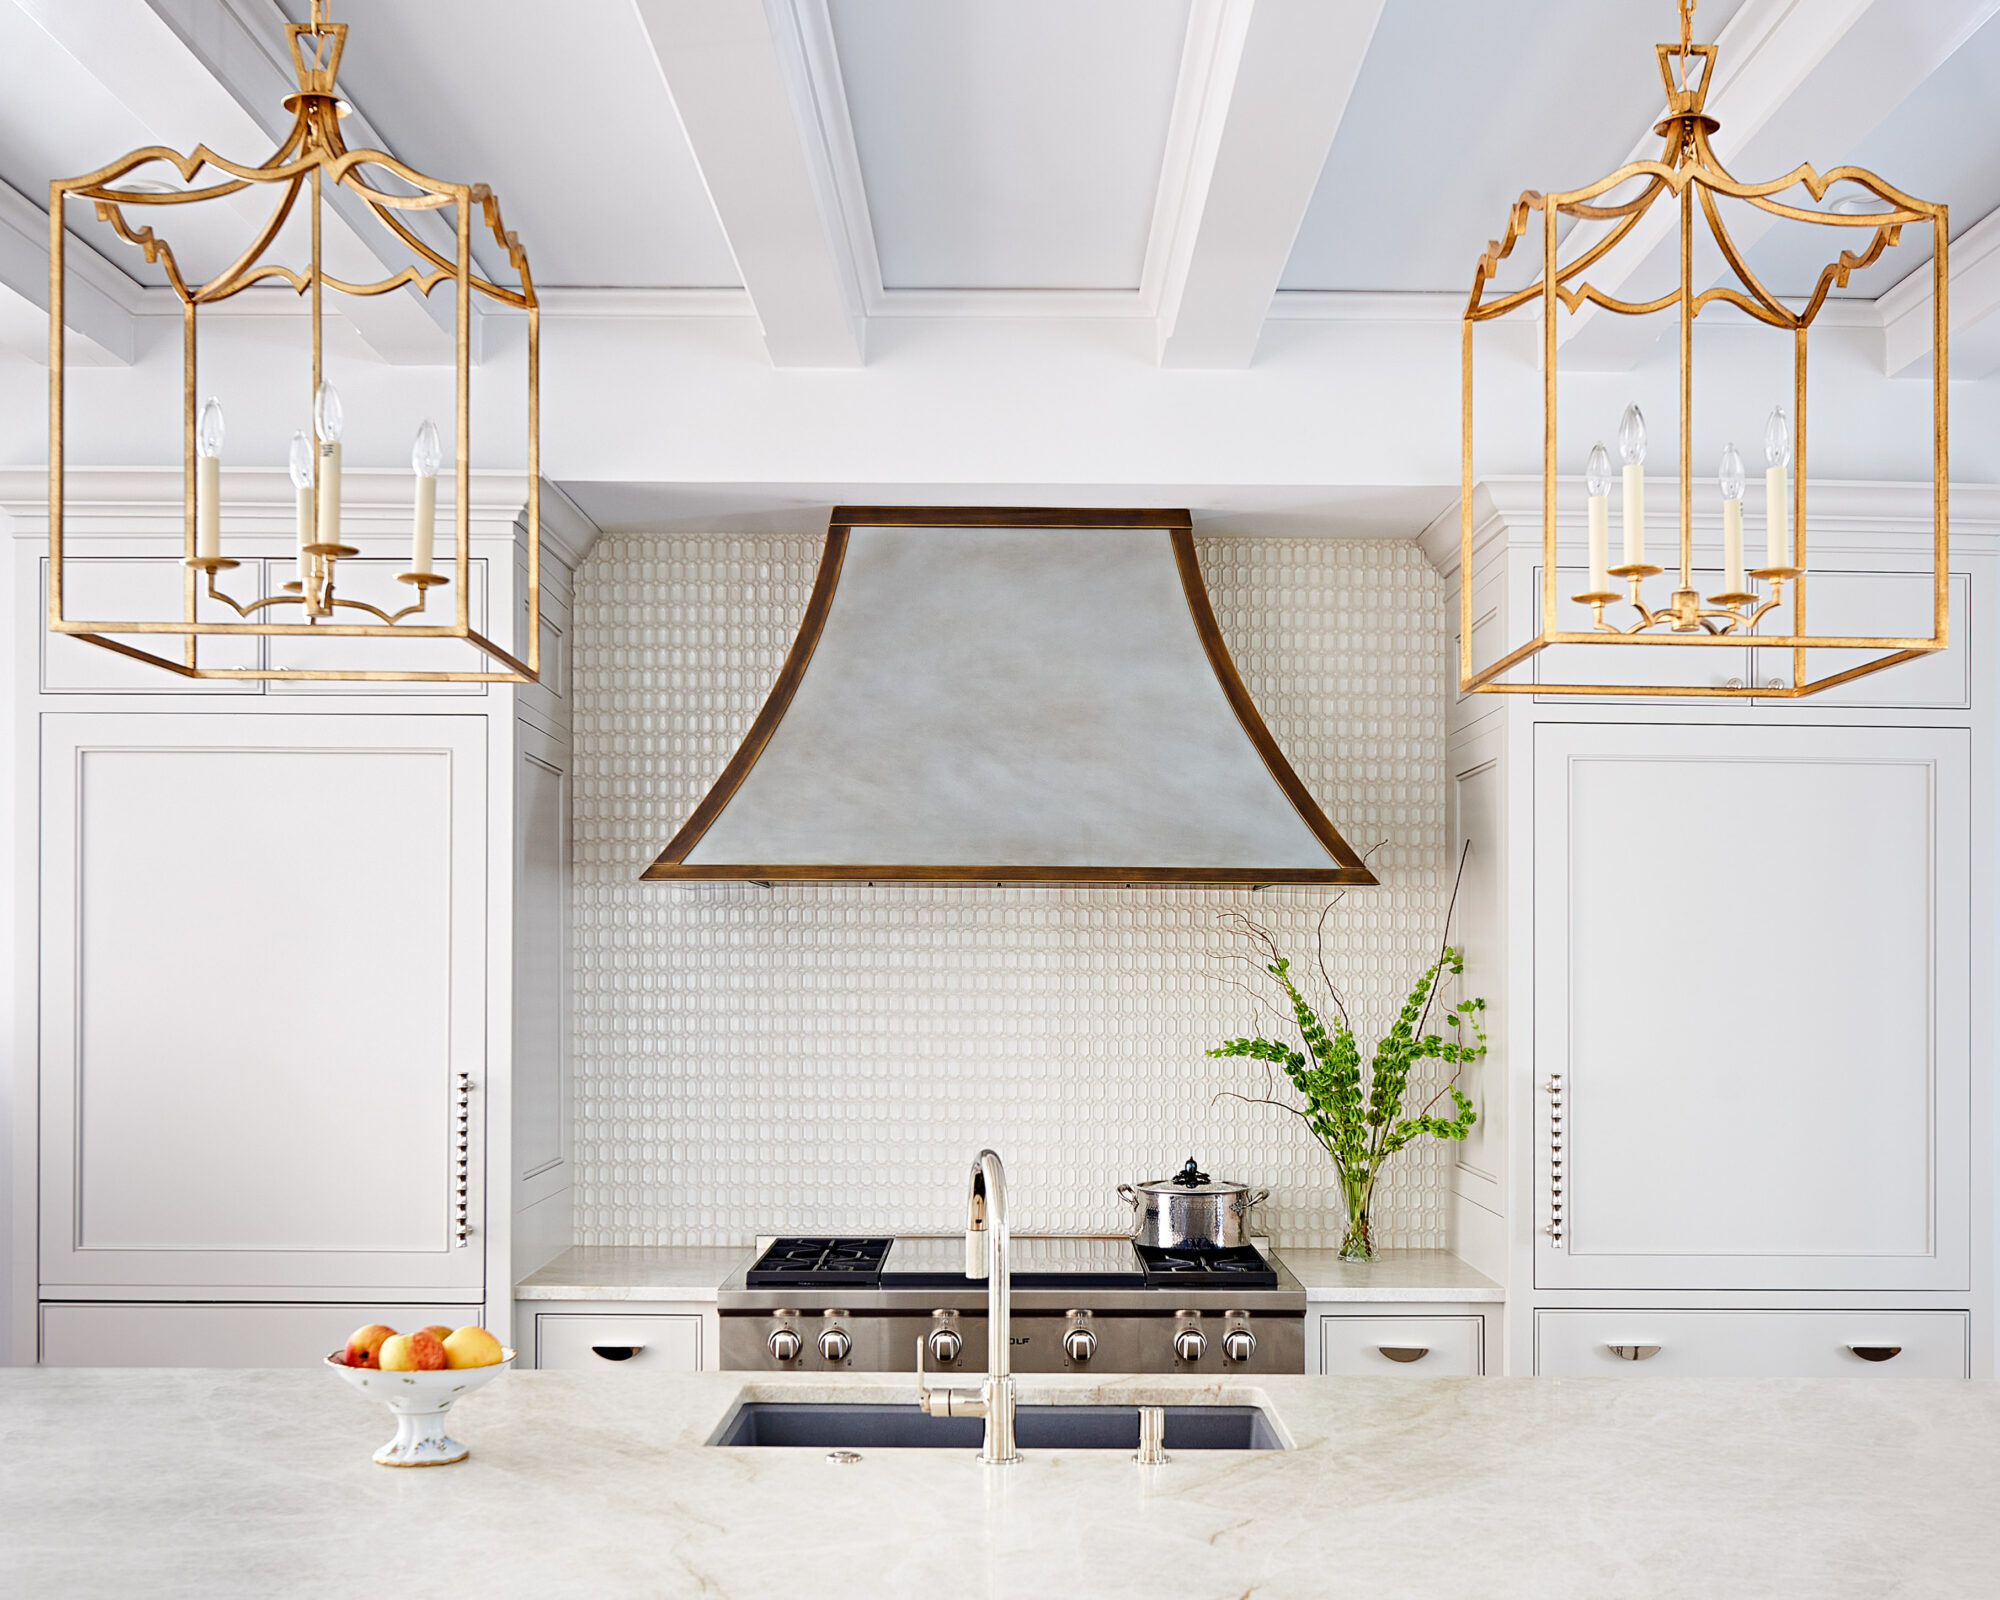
left=571, top=533, right=1457, bottom=1250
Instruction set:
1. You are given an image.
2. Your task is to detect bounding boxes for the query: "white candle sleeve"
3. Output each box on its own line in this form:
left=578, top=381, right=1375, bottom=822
left=1622, top=462, right=1645, bottom=565
left=411, top=475, right=436, bottom=575
left=315, top=440, right=342, bottom=549
left=196, top=455, right=221, bottom=559
left=295, top=486, right=314, bottom=586
left=1587, top=495, right=1609, bottom=592
left=1723, top=499, right=1745, bottom=594
left=1765, top=465, right=1788, bottom=568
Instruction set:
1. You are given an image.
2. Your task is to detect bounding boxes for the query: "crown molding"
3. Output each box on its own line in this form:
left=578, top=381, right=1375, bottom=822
left=1418, top=475, right=2000, bottom=576
left=0, top=466, right=600, bottom=569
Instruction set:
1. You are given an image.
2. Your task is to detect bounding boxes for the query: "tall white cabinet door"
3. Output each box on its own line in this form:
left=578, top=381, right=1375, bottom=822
left=39, top=714, right=487, bottom=1293
left=1534, top=722, right=1970, bottom=1291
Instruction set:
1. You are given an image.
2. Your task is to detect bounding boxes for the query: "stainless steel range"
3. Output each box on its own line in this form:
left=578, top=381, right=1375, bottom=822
left=718, top=1232, right=1306, bottom=1375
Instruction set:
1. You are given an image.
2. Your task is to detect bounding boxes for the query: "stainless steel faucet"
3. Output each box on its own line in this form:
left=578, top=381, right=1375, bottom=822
left=916, top=1148, right=1019, bottom=1464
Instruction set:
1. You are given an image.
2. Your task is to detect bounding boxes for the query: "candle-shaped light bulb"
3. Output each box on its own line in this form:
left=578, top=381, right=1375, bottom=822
left=198, top=396, right=225, bottom=458
left=1718, top=443, right=1746, bottom=502
left=1586, top=441, right=1612, bottom=499
left=312, top=380, right=343, bottom=549
left=1584, top=442, right=1612, bottom=593
left=1764, top=406, right=1791, bottom=470
left=289, top=429, right=315, bottom=587
left=409, top=418, right=441, bottom=576
left=1719, top=442, right=1746, bottom=594
left=195, top=396, right=224, bottom=559
left=313, top=380, right=343, bottom=444
left=1617, top=403, right=1646, bottom=565
left=1763, top=405, right=1791, bottom=570
left=1618, top=403, right=1647, bottom=466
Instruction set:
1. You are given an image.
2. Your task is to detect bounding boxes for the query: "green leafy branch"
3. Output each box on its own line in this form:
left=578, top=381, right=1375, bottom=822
left=1205, top=844, right=1487, bottom=1216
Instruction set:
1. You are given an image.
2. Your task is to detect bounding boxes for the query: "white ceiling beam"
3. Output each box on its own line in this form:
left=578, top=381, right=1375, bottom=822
left=1880, top=204, right=2000, bottom=380
left=0, top=177, right=138, bottom=365
left=1558, top=0, right=2000, bottom=370
left=13, top=0, right=456, bottom=366
left=1154, top=0, right=1387, bottom=369
left=630, top=0, right=865, bottom=368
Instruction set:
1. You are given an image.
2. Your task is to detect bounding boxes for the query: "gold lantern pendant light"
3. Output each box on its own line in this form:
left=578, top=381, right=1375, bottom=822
left=1459, top=0, right=1948, bottom=698
left=46, top=0, right=541, bottom=683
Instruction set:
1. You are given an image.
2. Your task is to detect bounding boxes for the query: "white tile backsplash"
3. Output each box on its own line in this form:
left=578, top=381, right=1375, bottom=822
left=571, top=534, right=1453, bottom=1249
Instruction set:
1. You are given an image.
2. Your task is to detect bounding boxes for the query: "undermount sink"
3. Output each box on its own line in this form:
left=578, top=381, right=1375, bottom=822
left=711, top=1402, right=1286, bottom=1451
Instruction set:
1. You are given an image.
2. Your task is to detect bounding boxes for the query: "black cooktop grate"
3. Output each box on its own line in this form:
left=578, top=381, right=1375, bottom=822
left=1135, top=1244, right=1280, bottom=1288
left=745, top=1237, right=894, bottom=1287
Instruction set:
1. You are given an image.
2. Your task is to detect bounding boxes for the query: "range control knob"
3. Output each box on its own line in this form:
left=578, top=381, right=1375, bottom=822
left=768, top=1327, right=802, bottom=1362
left=1223, top=1327, right=1256, bottom=1363
left=1174, top=1326, right=1207, bottom=1362
left=818, top=1326, right=852, bottom=1362
left=928, top=1326, right=963, bottom=1363
left=1063, top=1326, right=1098, bottom=1363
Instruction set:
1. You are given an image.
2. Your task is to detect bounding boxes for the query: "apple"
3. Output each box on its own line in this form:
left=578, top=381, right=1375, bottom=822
left=417, top=1325, right=454, bottom=1342
left=379, top=1329, right=448, bottom=1371
left=344, top=1324, right=397, bottom=1370
left=442, top=1325, right=505, bottom=1370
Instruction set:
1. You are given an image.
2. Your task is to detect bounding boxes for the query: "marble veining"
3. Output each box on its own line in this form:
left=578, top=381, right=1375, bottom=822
left=3, top=1367, right=1993, bottom=1598
left=514, top=1245, right=750, bottom=1301
left=1283, top=1247, right=1505, bottom=1302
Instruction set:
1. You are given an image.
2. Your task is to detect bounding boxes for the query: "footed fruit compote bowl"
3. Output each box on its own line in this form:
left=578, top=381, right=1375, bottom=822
left=326, top=1350, right=515, bottom=1466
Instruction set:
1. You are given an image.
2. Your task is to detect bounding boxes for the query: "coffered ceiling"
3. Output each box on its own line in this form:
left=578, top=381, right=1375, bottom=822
left=4, top=0, right=2000, bottom=373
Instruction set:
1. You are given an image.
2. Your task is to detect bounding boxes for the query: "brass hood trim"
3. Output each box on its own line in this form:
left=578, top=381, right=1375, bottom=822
left=642, top=506, right=1376, bottom=886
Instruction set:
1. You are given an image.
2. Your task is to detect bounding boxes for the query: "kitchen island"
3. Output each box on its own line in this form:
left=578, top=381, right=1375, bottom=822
left=1, top=1367, right=1992, bottom=1598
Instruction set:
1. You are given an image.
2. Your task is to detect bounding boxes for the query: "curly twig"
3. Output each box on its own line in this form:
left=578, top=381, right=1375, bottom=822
left=1412, top=839, right=1474, bottom=1041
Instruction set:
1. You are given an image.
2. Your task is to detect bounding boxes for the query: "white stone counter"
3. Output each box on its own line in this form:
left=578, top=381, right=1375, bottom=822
left=1, top=1367, right=1992, bottom=1598
left=1279, top=1247, right=1504, bottom=1302
left=515, top=1244, right=750, bottom=1301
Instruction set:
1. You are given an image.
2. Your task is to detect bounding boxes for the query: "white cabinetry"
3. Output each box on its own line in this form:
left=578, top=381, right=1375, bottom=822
left=1429, top=480, right=1995, bottom=1378
left=5, top=469, right=594, bottom=1365
left=38, top=714, right=488, bottom=1296
left=1534, top=721, right=1970, bottom=1293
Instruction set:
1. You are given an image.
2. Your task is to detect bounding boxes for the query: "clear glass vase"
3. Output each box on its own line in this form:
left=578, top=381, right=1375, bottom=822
left=1338, top=1169, right=1377, bottom=1263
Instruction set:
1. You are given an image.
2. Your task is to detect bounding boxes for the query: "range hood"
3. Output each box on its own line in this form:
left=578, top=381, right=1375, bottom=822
left=644, top=508, right=1375, bottom=886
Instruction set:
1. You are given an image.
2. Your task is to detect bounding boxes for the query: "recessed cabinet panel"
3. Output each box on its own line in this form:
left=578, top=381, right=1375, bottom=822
left=1789, top=571, right=1969, bottom=708
left=514, top=743, right=567, bottom=1181
left=1535, top=722, right=1969, bottom=1290
left=41, top=557, right=260, bottom=691
left=1534, top=1309, right=1969, bottom=1378
left=1534, top=567, right=1749, bottom=693
left=41, top=1301, right=480, bottom=1367
left=40, top=714, right=487, bottom=1290
left=265, top=558, right=489, bottom=692
left=534, top=1312, right=702, bottom=1372
left=1319, top=1315, right=1483, bottom=1376
left=1451, top=751, right=1503, bottom=1198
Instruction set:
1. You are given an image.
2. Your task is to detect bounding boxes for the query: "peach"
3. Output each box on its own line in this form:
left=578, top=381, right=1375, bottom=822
left=442, top=1325, right=505, bottom=1370
left=379, top=1329, right=448, bottom=1372
left=344, top=1324, right=397, bottom=1370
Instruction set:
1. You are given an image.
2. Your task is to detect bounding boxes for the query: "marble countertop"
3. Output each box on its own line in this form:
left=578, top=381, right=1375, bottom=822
left=3, top=1366, right=1992, bottom=1598
left=514, top=1243, right=1501, bottom=1303
left=1281, top=1247, right=1504, bottom=1302
left=515, top=1245, right=750, bottom=1301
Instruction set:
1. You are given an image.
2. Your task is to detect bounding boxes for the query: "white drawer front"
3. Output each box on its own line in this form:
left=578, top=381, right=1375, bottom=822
left=40, top=1301, right=481, bottom=1367
left=535, top=1313, right=702, bottom=1372
left=1535, top=1310, right=1970, bottom=1377
left=1319, top=1315, right=1483, bottom=1376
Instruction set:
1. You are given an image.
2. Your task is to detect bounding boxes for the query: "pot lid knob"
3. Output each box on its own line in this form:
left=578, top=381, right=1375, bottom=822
left=1172, top=1158, right=1211, bottom=1188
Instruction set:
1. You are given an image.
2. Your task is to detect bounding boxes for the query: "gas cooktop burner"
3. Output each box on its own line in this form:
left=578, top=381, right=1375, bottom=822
left=744, top=1235, right=1281, bottom=1290
left=745, top=1237, right=893, bottom=1287
left=1135, top=1245, right=1280, bottom=1287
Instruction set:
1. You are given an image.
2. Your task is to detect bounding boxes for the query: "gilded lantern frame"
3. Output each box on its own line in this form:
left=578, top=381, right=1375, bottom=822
left=1459, top=33, right=1949, bottom=699
left=45, top=12, right=540, bottom=683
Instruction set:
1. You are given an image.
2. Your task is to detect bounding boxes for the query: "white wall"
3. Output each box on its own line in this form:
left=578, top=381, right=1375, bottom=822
left=569, top=531, right=1459, bottom=1248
